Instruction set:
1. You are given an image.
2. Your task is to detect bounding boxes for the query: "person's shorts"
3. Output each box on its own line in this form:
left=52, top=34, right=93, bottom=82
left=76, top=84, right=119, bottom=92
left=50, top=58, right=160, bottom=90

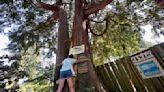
left=59, top=69, right=73, bottom=79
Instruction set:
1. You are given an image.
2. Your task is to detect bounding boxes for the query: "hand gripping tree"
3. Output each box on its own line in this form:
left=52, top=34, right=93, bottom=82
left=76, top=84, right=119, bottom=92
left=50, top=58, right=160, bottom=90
left=31, top=0, right=113, bottom=92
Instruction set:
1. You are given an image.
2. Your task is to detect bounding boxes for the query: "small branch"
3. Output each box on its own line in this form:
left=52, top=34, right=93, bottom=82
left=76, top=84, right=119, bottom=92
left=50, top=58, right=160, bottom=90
left=88, top=17, right=107, bottom=23
left=84, top=0, right=113, bottom=16
left=42, top=14, right=58, bottom=26
left=29, top=0, right=60, bottom=11
left=62, top=2, right=71, bottom=5
left=37, top=2, right=60, bottom=11
left=28, top=0, right=38, bottom=7
left=52, top=12, right=59, bottom=20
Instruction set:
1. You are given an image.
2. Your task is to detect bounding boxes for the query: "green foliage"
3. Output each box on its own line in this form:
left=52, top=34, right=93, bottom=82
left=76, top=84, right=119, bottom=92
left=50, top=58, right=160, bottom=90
left=19, top=47, right=54, bottom=80
left=92, top=0, right=164, bottom=65
left=0, top=0, right=57, bottom=55
left=19, top=82, right=53, bottom=92
left=19, top=48, right=42, bottom=79
left=18, top=47, right=54, bottom=91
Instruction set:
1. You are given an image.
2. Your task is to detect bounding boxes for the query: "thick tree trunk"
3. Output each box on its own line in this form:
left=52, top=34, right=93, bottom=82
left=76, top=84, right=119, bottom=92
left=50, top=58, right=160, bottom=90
left=71, top=0, right=106, bottom=92
left=35, top=0, right=112, bottom=91
left=54, top=9, right=70, bottom=92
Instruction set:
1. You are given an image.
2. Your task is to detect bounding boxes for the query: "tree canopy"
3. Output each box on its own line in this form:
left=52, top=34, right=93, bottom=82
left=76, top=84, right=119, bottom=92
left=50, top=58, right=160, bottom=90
left=0, top=0, right=163, bottom=58
left=0, top=0, right=164, bottom=91
left=0, top=0, right=163, bottom=59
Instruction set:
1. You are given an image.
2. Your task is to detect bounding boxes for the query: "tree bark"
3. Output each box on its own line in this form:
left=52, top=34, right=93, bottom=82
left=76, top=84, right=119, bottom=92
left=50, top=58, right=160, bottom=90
left=71, top=0, right=106, bottom=92
left=34, top=1, right=70, bottom=92
left=54, top=9, right=70, bottom=92
left=33, top=0, right=113, bottom=91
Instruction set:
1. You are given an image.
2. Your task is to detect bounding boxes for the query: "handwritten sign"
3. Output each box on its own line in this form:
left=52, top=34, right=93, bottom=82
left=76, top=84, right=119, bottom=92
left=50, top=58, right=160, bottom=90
left=131, top=50, right=164, bottom=79
left=69, top=45, right=85, bottom=55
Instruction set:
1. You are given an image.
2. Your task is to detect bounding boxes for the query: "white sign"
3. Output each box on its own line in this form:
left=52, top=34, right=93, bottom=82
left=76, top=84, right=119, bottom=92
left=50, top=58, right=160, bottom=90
left=69, top=44, right=85, bottom=55
left=131, top=50, right=164, bottom=79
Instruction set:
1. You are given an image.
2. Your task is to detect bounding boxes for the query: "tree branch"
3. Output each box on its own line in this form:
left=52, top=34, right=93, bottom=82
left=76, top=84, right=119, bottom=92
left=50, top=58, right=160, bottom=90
left=29, top=0, right=60, bottom=11
left=88, top=17, right=107, bottom=23
left=84, top=0, right=113, bottom=16
left=52, top=12, right=59, bottom=20
left=28, top=0, right=38, bottom=8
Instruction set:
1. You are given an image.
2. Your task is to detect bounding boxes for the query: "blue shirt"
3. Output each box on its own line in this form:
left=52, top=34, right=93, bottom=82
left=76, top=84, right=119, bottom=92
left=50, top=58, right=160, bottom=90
left=60, top=58, right=76, bottom=74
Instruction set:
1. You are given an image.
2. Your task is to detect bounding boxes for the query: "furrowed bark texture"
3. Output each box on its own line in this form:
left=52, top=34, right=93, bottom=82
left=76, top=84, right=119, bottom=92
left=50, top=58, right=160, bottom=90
left=71, top=0, right=110, bottom=91
left=34, top=0, right=113, bottom=91
left=55, top=9, right=70, bottom=92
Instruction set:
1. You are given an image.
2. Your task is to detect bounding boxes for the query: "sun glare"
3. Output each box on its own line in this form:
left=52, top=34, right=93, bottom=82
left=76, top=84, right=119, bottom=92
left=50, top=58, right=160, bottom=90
left=0, top=34, right=9, bottom=56
left=141, top=25, right=164, bottom=44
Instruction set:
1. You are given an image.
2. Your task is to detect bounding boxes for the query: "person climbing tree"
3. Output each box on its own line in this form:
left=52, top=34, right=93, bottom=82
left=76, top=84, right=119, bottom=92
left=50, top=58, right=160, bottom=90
left=56, top=54, right=88, bottom=92
left=56, top=54, right=76, bottom=92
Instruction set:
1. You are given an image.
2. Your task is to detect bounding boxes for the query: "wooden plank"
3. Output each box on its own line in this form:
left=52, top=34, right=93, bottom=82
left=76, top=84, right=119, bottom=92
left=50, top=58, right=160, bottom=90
left=77, top=67, right=88, bottom=73
left=149, top=44, right=164, bottom=91
left=116, top=60, right=134, bottom=92
left=110, top=62, right=129, bottom=92
left=94, top=43, right=164, bottom=92
left=77, top=62, right=88, bottom=74
left=158, top=77, right=164, bottom=88
left=122, top=57, right=147, bottom=92
left=95, top=66, right=109, bottom=91
left=128, top=56, right=155, bottom=92
left=105, top=63, right=121, bottom=91
left=150, top=78, right=164, bottom=92
left=97, top=65, right=113, bottom=92
left=101, top=64, right=117, bottom=92
left=128, top=57, right=157, bottom=92
left=151, top=44, right=164, bottom=68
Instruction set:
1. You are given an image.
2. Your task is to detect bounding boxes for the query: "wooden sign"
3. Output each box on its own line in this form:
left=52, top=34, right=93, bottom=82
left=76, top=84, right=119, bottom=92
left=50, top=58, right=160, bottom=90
left=77, top=62, right=88, bottom=73
left=69, top=44, right=85, bottom=55
left=131, top=50, right=154, bottom=63
left=78, top=55, right=90, bottom=61
left=131, top=50, right=164, bottom=79
left=78, top=66, right=88, bottom=74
